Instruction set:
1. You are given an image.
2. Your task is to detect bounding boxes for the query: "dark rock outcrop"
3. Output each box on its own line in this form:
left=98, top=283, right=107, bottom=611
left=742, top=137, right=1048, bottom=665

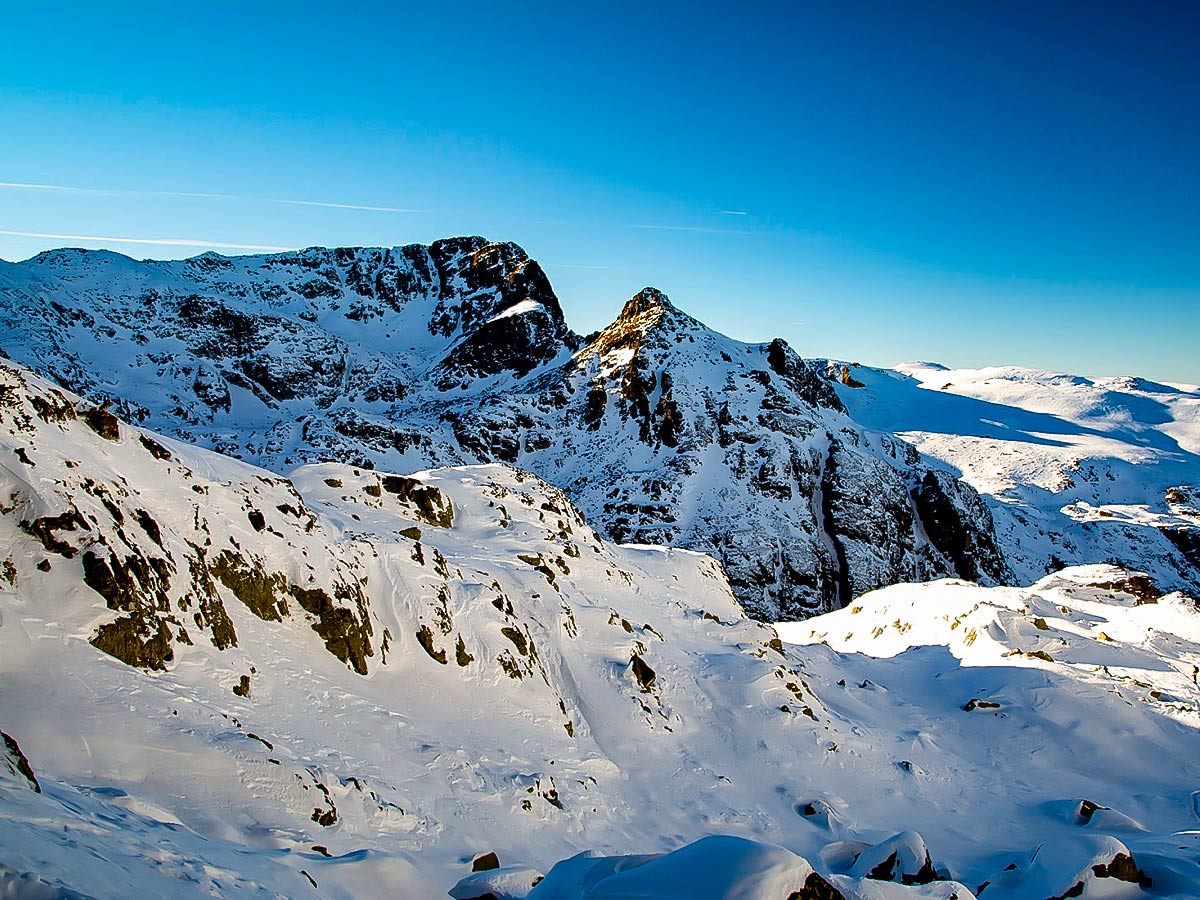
left=1, top=731, right=41, bottom=793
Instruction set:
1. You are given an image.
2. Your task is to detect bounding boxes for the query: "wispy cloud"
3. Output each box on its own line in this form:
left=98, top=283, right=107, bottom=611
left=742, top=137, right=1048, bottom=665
left=1, top=181, right=752, bottom=238
left=627, top=224, right=753, bottom=235
left=0, top=182, right=86, bottom=192
left=0, top=230, right=292, bottom=252
left=0, top=181, right=425, bottom=214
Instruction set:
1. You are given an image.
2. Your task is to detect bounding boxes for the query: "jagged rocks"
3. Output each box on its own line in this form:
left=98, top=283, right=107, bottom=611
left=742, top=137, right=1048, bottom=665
left=1, top=731, right=41, bottom=793
left=380, top=475, right=454, bottom=528
left=20, top=510, right=88, bottom=558
left=912, top=470, right=1007, bottom=583
left=416, top=625, right=448, bottom=664
left=81, top=402, right=120, bottom=440
left=92, top=611, right=176, bottom=670
left=210, top=551, right=289, bottom=622
left=289, top=584, right=374, bottom=675
left=787, top=873, right=845, bottom=900
left=82, top=546, right=179, bottom=669
left=1163, top=527, right=1200, bottom=571
left=629, top=654, right=657, bottom=692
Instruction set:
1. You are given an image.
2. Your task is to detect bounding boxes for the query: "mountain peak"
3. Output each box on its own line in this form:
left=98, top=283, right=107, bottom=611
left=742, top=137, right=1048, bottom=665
left=618, top=286, right=676, bottom=322
left=580, top=287, right=694, bottom=361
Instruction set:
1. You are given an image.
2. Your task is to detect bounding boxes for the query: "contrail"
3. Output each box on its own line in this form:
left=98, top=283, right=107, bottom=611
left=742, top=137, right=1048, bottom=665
left=628, top=224, right=753, bottom=235
left=0, top=182, right=86, bottom=192
left=0, top=230, right=292, bottom=252
left=2, top=182, right=751, bottom=236
left=0, top=181, right=425, bottom=214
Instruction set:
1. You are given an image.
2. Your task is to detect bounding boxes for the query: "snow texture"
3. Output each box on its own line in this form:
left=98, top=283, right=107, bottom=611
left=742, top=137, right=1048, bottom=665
left=1, top=360, right=1198, bottom=897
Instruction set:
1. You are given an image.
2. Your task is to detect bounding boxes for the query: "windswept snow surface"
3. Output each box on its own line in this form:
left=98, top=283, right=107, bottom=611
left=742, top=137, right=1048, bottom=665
left=833, top=362, right=1200, bottom=595
left=3, top=360, right=1200, bottom=897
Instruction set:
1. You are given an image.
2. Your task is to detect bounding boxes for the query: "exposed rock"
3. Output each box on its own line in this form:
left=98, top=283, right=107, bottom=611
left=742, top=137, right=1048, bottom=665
left=629, top=654, right=656, bottom=692
left=92, top=612, right=175, bottom=670
left=1, top=730, right=41, bottom=792
left=381, top=476, right=454, bottom=528
left=851, top=831, right=939, bottom=886
left=913, top=470, right=1004, bottom=582
left=20, top=510, right=88, bottom=558
left=289, top=583, right=374, bottom=675
left=1089, top=852, right=1150, bottom=887
left=81, top=402, right=120, bottom=440
left=416, top=625, right=447, bottom=664
left=1163, top=527, right=1200, bottom=572
left=962, top=698, right=1001, bottom=711
left=210, top=552, right=289, bottom=621
left=139, top=434, right=172, bottom=460
left=233, top=674, right=251, bottom=697
left=472, top=851, right=500, bottom=872
left=787, top=872, right=845, bottom=900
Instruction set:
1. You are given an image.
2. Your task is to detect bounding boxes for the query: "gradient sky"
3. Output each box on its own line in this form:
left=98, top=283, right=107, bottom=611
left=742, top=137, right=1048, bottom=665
left=2, top=2, right=1197, bottom=382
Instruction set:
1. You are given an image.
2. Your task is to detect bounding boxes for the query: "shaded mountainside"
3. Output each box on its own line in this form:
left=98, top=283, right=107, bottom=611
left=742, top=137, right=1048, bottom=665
left=833, top=361, right=1200, bottom=600
left=0, top=238, right=1006, bottom=619
left=3, top=361, right=1200, bottom=897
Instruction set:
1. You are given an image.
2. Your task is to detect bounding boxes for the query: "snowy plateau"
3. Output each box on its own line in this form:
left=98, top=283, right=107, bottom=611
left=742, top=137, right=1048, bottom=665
left=0, top=238, right=1198, bottom=899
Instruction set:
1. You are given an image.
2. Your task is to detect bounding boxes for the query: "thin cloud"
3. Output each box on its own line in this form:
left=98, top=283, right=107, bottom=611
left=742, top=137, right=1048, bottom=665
left=628, top=224, right=753, bottom=235
left=0, top=181, right=425, bottom=214
left=0, top=229, right=292, bottom=252
left=0, top=182, right=88, bottom=192
left=720, top=210, right=749, bottom=216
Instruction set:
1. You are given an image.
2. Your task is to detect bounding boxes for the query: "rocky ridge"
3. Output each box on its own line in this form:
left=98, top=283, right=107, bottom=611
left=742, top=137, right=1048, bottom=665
left=0, top=238, right=1007, bottom=619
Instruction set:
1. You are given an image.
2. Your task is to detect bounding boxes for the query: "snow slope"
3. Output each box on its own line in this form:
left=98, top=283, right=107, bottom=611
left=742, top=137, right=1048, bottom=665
left=832, top=362, right=1200, bottom=597
left=3, top=361, right=1200, bottom=898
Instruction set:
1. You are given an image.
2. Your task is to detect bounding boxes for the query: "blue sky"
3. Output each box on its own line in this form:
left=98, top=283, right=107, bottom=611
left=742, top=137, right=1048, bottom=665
left=2, top=2, right=1197, bottom=381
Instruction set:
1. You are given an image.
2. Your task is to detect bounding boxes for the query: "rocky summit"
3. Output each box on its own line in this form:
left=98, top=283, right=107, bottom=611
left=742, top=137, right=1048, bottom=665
left=0, top=237, right=1008, bottom=620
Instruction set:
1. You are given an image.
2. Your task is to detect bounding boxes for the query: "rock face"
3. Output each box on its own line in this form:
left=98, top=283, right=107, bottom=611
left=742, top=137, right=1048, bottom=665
left=0, top=239, right=1008, bottom=619
left=1, top=731, right=40, bottom=793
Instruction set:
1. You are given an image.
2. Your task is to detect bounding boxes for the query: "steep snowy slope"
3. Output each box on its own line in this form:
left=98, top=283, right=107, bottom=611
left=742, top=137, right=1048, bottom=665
left=832, top=362, right=1200, bottom=597
left=3, top=360, right=1200, bottom=898
left=0, top=241, right=1006, bottom=618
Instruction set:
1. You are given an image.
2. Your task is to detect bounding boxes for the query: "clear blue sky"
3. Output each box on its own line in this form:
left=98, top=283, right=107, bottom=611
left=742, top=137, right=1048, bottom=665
left=2, top=2, right=1197, bottom=382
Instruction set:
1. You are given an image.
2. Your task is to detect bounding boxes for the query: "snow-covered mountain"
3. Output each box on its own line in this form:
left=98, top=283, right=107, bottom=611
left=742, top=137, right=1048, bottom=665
left=4, top=360, right=1200, bottom=898
left=0, top=239, right=1008, bottom=619
left=832, top=361, right=1200, bottom=599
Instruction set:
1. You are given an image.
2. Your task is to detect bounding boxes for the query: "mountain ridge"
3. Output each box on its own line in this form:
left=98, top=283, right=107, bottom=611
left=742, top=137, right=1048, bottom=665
left=0, top=238, right=1009, bottom=619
